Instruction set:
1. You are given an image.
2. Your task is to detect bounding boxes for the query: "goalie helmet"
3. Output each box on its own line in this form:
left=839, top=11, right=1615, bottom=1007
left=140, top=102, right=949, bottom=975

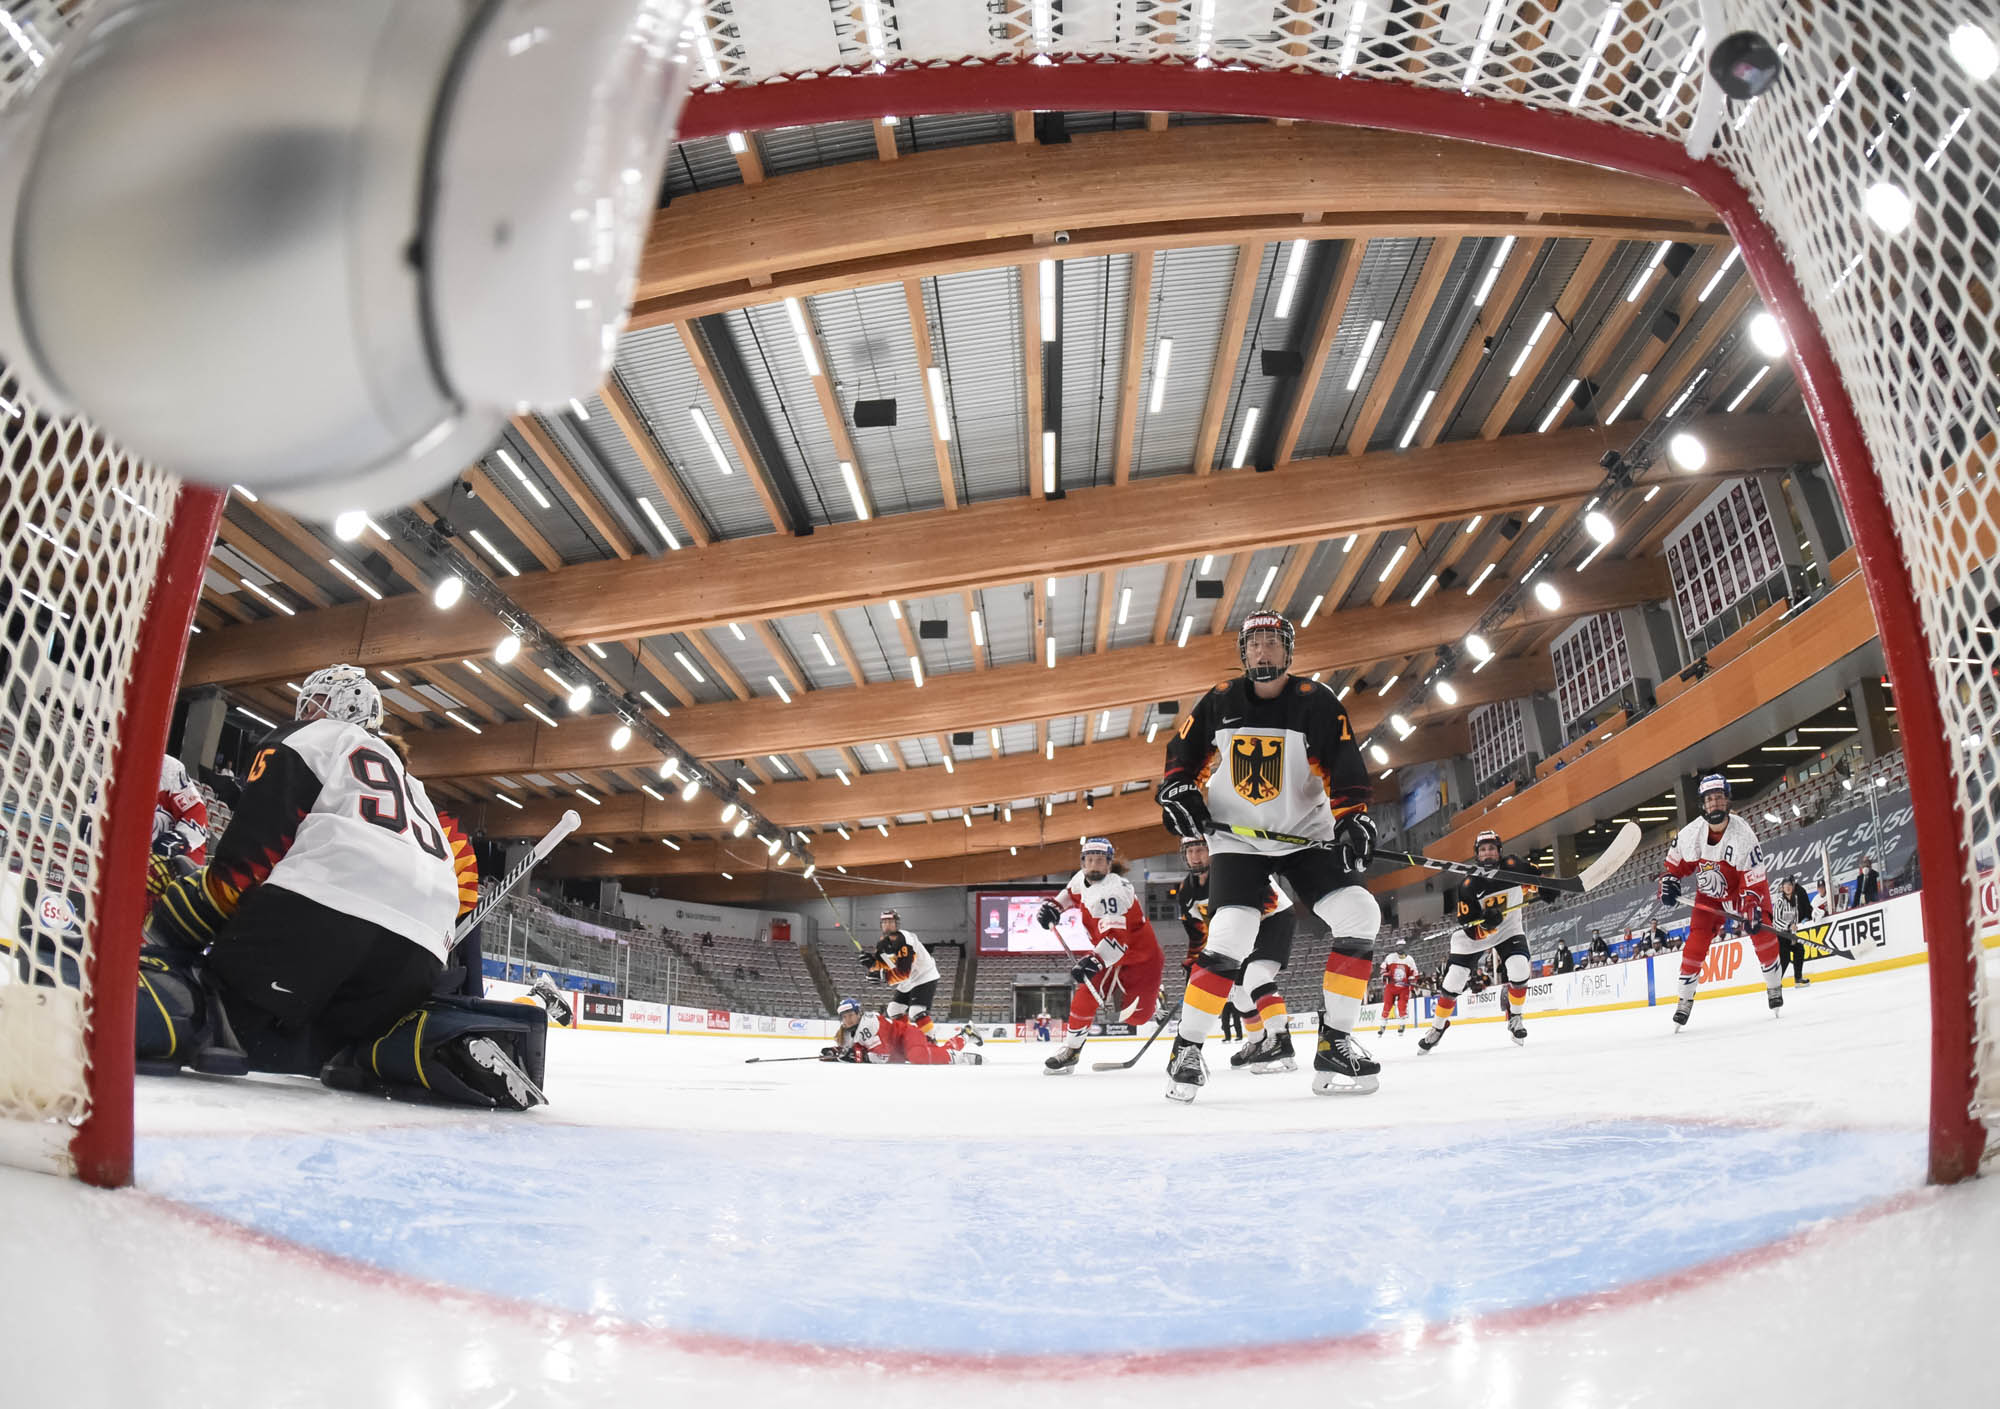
left=1237, top=610, right=1295, bottom=683
left=296, top=664, right=382, bottom=732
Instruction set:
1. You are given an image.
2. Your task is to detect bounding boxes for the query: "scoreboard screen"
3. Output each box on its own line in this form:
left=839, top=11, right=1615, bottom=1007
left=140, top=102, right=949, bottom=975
left=975, top=890, right=1093, bottom=955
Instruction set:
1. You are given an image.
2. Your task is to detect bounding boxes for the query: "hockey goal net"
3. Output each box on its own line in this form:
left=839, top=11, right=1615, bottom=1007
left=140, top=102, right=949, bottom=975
left=0, top=1, right=1993, bottom=1185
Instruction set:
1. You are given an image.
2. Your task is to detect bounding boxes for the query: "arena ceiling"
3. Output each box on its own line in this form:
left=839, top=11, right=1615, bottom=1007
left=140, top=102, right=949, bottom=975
left=180, top=104, right=1819, bottom=901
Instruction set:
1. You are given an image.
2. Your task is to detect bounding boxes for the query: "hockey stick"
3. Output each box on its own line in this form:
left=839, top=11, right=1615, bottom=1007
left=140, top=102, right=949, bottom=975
left=1089, top=998, right=1181, bottom=1071
left=1037, top=910, right=1114, bottom=1009
left=1659, top=895, right=1856, bottom=960
left=1212, top=825, right=1569, bottom=893
left=743, top=1054, right=833, bottom=1064
left=453, top=809, right=581, bottom=944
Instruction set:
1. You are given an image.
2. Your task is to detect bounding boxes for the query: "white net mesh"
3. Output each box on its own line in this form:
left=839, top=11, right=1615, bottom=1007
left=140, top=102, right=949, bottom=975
left=0, top=1, right=181, bottom=1143
left=691, top=0, right=1999, bottom=1163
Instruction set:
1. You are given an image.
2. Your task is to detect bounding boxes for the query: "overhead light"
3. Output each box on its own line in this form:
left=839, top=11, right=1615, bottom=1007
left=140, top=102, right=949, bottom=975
left=1231, top=406, right=1262, bottom=468
left=1254, top=563, right=1279, bottom=604
left=783, top=297, right=822, bottom=377
left=238, top=578, right=296, bottom=616
left=681, top=778, right=702, bottom=802
left=1863, top=181, right=1914, bottom=235
left=1748, top=310, right=1787, bottom=360
left=963, top=813, right=973, bottom=829
left=1389, top=713, right=1413, bottom=738
left=1045, top=738, right=1055, bottom=761
left=1533, top=580, right=1562, bottom=610
left=1378, top=675, right=1399, bottom=696
left=721, top=802, right=738, bottom=824
left=1669, top=433, right=1708, bottom=470
left=1398, top=390, right=1437, bottom=448
left=1043, top=431, right=1058, bottom=495
left=1410, top=574, right=1439, bottom=607
left=443, top=710, right=482, bottom=734
left=1200, top=554, right=1215, bottom=573
left=1346, top=320, right=1385, bottom=390
left=673, top=650, right=706, bottom=683
left=1606, top=373, right=1647, bottom=422
left=641, top=784, right=664, bottom=801
left=1300, top=594, right=1324, bottom=629
left=925, top=366, right=952, bottom=441
left=567, top=683, right=592, bottom=713
left=836, top=825, right=852, bottom=840
left=1465, top=633, right=1492, bottom=661
left=1097, top=710, right=1112, bottom=734
left=726, top=623, right=745, bottom=642
left=459, top=659, right=483, bottom=675
left=494, top=791, right=524, bottom=809
left=1644, top=485, right=1661, bottom=501
left=880, top=823, right=893, bottom=837
left=576, top=787, right=601, bottom=806
left=1727, top=366, right=1771, bottom=412
left=230, top=483, right=259, bottom=502
left=493, top=448, right=551, bottom=510
left=1336, top=685, right=1351, bottom=701
left=636, top=497, right=683, bottom=551
left=910, top=654, right=925, bottom=687
left=802, top=864, right=816, bottom=880
left=1463, top=515, right=1483, bottom=535
left=1949, top=23, right=1998, bottom=81
left=733, top=818, right=751, bottom=837
left=1507, top=311, right=1553, bottom=378
left=589, top=841, right=613, bottom=855
left=1625, top=240, right=1672, bottom=302
left=874, top=743, right=891, bottom=765
left=333, top=510, right=367, bottom=542
left=813, top=632, right=838, bottom=667
left=1116, top=588, right=1132, bottom=626
left=639, top=690, right=670, bottom=717
left=1343, top=534, right=1357, bottom=552
left=327, top=558, right=383, bottom=600
left=840, top=461, right=869, bottom=521
left=584, top=641, right=610, bottom=659
left=1039, top=259, right=1057, bottom=341
left=1538, top=379, right=1579, bottom=433
left=725, top=131, right=747, bottom=154
left=691, top=407, right=732, bottom=475
left=943, top=752, right=955, bottom=774
left=1044, top=637, right=1056, bottom=668
left=1527, top=505, right=1544, bottom=523
left=1274, top=238, right=1309, bottom=318
left=467, top=529, right=520, bottom=577
left=1149, top=339, right=1174, bottom=414
left=991, top=727, right=1003, bottom=751
left=610, top=723, right=633, bottom=751
left=1472, top=235, right=1516, bottom=306
left=660, top=758, right=681, bottom=780
left=1377, top=542, right=1406, bottom=583
left=888, top=599, right=902, bottom=620
left=767, top=675, right=792, bottom=704
left=1467, top=562, right=1497, bottom=595
left=1369, top=743, right=1388, bottom=766
left=1177, top=614, right=1194, bottom=648
left=1584, top=511, right=1615, bottom=544
left=521, top=701, right=559, bottom=728
left=432, top=575, right=464, bottom=610
left=834, top=768, right=851, bottom=786
left=1146, top=720, right=1160, bottom=743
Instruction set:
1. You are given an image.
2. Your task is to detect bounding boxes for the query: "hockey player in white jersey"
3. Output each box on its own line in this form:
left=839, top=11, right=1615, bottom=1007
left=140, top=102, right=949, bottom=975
left=1657, top=774, right=1781, bottom=1028
left=1036, top=837, right=1166, bottom=1074
left=863, top=909, right=943, bottom=1037
left=1419, top=830, right=1556, bottom=1053
left=1156, top=610, right=1382, bottom=1101
left=140, top=665, right=546, bottom=1108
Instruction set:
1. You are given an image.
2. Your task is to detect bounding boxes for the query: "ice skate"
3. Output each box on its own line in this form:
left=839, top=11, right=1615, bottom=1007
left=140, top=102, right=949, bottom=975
left=1311, top=1027, right=1380, bottom=1095
left=1228, top=1028, right=1271, bottom=1068
left=1164, top=1037, right=1207, bottom=1103
left=448, top=1036, right=548, bottom=1110
left=1397, top=1025, right=1407, bottom=1036
left=958, top=1023, right=985, bottom=1047
left=1417, top=1020, right=1449, bottom=1054
left=950, top=1048, right=983, bottom=1066
left=1044, top=1043, right=1082, bottom=1076
left=1247, top=1027, right=1296, bottom=1074
left=1768, top=988, right=1785, bottom=1016
left=1508, top=1014, right=1528, bottom=1047
left=1796, top=975, right=1811, bottom=987
left=1672, top=995, right=1695, bottom=1030
left=529, top=974, right=573, bottom=1026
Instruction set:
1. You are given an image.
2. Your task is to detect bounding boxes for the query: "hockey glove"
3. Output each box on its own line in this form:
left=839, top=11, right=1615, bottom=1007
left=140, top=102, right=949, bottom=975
left=1036, top=899, right=1063, bottom=929
left=1070, top=954, right=1104, bottom=986
left=1481, top=895, right=1509, bottom=928
left=1741, top=896, right=1764, bottom=934
left=1657, top=874, right=1682, bottom=907
left=147, top=869, right=230, bottom=953
left=819, top=1046, right=841, bottom=1062
left=1334, top=810, right=1377, bottom=870
left=1156, top=778, right=1211, bottom=840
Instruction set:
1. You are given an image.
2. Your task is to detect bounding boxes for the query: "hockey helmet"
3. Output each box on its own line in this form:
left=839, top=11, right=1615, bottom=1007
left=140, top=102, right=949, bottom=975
left=1474, top=828, right=1503, bottom=860
left=1081, top=836, right=1115, bottom=860
left=836, top=997, right=861, bottom=1016
left=296, top=664, right=383, bottom=731
left=1237, top=610, right=1295, bottom=682
left=1697, top=773, right=1731, bottom=799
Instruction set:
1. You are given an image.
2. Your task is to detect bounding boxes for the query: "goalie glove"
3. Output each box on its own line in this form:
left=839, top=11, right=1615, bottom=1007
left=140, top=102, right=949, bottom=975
left=148, top=869, right=230, bottom=952
left=1155, top=778, right=1211, bottom=840
left=1657, top=874, right=1682, bottom=907
left=1070, top=954, right=1104, bottom=986
left=1036, top=899, right=1063, bottom=929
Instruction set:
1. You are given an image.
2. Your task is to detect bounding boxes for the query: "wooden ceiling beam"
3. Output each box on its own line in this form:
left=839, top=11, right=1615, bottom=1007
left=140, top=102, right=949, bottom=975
left=1346, top=236, right=1463, bottom=454
left=511, top=415, right=636, bottom=560
left=1275, top=238, right=1364, bottom=465
left=213, top=516, right=333, bottom=609
left=903, top=279, right=959, bottom=510
left=599, top=378, right=713, bottom=548
left=629, top=124, right=1722, bottom=327
left=1416, top=235, right=1543, bottom=446
left=1112, top=250, right=1155, bottom=485
left=464, top=465, right=566, bottom=573
left=182, top=415, right=1816, bottom=688
left=1478, top=241, right=1618, bottom=440
left=674, top=320, right=793, bottom=535
left=1193, top=242, right=1267, bottom=475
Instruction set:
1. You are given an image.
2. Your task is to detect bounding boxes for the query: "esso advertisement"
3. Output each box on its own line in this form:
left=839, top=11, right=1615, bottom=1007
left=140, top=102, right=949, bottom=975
left=37, top=891, right=78, bottom=934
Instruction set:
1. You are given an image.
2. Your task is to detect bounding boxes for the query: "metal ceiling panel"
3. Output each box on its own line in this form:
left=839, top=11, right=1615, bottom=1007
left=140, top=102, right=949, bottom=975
left=810, top=281, right=946, bottom=516
left=568, top=390, right=695, bottom=549
left=974, top=583, right=1035, bottom=668
left=905, top=593, right=974, bottom=680
left=1108, top=561, right=1169, bottom=651
left=756, top=121, right=881, bottom=178
left=663, top=135, right=742, bottom=198
left=477, top=428, right=604, bottom=565
left=641, top=632, right=732, bottom=706
left=722, top=1, right=846, bottom=81
left=771, top=613, right=851, bottom=691
left=615, top=323, right=771, bottom=541
left=1044, top=574, right=1091, bottom=663
left=1288, top=539, right=1349, bottom=621
left=805, top=748, right=850, bottom=779
left=223, top=511, right=348, bottom=604
left=1294, top=237, right=1431, bottom=458
left=1223, top=546, right=1295, bottom=631
left=1206, top=241, right=1283, bottom=471
left=927, top=267, right=1025, bottom=503
left=1362, top=238, right=1487, bottom=453
left=1505, top=240, right=1651, bottom=439
left=834, top=604, right=900, bottom=685
left=1057, top=254, right=1131, bottom=488
left=1444, top=238, right=1591, bottom=439
left=1134, top=245, right=1242, bottom=478
left=896, top=111, right=1011, bottom=154
left=700, top=626, right=786, bottom=700
left=724, top=303, right=847, bottom=528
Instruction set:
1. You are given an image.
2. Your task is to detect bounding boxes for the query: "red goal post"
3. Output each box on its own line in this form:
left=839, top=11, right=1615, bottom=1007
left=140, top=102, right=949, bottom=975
left=675, top=0, right=1993, bottom=1182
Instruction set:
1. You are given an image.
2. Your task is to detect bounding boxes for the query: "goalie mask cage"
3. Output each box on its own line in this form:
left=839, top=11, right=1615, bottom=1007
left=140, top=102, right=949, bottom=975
left=0, top=1, right=1993, bottom=1186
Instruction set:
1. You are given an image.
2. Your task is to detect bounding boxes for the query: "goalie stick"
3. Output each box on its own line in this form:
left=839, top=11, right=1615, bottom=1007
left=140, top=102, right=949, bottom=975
left=453, top=809, right=581, bottom=944
left=1211, top=821, right=1641, bottom=895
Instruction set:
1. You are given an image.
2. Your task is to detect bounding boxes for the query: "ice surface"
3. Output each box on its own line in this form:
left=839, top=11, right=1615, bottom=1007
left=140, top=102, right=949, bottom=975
left=9, top=964, right=1999, bottom=1406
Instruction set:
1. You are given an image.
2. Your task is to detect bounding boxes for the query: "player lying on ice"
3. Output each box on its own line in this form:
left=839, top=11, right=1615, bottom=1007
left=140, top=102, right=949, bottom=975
left=821, top=997, right=983, bottom=1065
left=136, top=666, right=549, bottom=1109
left=1656, top=773, right=1782, bottom=1029
left=1036, top=836, right=1167, bottom=1075
left=1419, top=829, right=1557, bottom=1053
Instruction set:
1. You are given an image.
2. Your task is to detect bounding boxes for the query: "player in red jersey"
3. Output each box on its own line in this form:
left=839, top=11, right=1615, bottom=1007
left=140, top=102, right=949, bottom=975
left=822, top=1000, right=982, bottom=1065
left=1037, top=837, right=1167, bottom=1075
left=1376, top=948, right=1416, bottom=1036
left=1657, top=774, right=1781, bottom=1029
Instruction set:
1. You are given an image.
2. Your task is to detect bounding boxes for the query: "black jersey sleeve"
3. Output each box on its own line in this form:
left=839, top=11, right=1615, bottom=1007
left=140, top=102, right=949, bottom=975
left=207, top=725, right=325, bottom=904
left=1171, top=880, right=1207, bottom=950
left=1162, top=687, right=1226, bottom=786
left=1303, top=684, right=1372, bottom=817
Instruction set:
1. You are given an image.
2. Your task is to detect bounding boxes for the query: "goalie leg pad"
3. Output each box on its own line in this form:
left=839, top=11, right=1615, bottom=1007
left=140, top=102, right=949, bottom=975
left=134, top=948, right=206, bottom=1071
left=324, top=996, right=549, bottom=1109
